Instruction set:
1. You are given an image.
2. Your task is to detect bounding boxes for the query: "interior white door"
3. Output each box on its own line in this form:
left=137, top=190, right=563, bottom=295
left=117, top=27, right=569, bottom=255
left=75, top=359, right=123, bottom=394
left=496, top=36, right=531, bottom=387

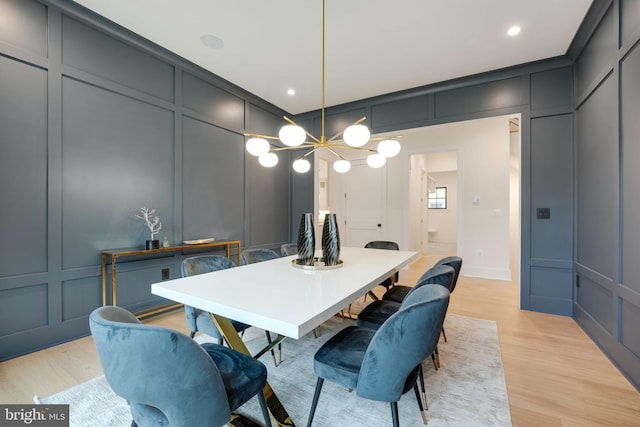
left=344, top=161, right=385, bottom=247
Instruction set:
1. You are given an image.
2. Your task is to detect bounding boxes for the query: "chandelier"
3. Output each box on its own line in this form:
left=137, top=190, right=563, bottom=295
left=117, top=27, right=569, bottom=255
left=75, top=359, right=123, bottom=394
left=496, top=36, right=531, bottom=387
left=244, top=0, right=401, bottom=174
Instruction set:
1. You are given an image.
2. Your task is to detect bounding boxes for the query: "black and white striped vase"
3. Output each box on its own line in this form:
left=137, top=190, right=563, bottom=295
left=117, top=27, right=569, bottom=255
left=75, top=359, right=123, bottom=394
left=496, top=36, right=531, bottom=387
left=297, top=213, right=316, bottom=266
left=321, top=213, right=341, bottom=266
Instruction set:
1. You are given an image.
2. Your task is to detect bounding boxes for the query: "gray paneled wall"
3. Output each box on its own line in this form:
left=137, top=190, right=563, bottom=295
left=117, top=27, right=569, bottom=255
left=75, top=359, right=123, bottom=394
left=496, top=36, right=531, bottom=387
left=573, top=0, right=640, bottom=389
left=0, top=0, right=296, bottom=360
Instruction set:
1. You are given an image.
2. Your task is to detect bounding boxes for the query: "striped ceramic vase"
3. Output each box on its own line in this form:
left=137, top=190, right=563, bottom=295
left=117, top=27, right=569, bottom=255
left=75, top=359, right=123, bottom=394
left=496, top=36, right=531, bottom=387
left=321, top=213, right=340, bottom=266
left=297, top=213, right=316, bottom=266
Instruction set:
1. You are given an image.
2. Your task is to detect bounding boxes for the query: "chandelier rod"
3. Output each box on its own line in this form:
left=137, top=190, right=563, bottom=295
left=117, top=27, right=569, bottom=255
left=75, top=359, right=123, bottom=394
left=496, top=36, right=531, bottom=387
left=321, top=0, right=326, bottom=144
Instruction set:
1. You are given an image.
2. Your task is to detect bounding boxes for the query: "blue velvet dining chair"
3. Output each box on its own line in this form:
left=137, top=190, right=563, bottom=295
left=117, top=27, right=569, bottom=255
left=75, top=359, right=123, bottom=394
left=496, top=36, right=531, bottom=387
left=182, top=254, right=281, bottom=367
left=382, top=259, right=457, bottom=303
left=383, top=256, right=462, bottom=343
left=355, top=264, right=455, bottom=410
left=364, top=241, right=400, bottom=294
left=280, top=243, right=298, bottom=256
left=181, top=255, right=250, bottom=343
left=241, top=248, right=280, bottom=264
left=89, top=306, right=273, bottom=427
left=306, top=285, right=450, bottom=427
left=431, top=256, right=462, bottom=342
left=240, top=248, right=283, bottom=365
left=356, top=264, right=455, bottom=330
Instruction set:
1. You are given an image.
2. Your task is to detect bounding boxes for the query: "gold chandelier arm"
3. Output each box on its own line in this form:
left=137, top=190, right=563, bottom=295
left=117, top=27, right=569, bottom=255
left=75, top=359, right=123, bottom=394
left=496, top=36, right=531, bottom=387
left=325, top=146, right=346, bottom=160
left=243, top=133, right=281, bottom=140
left=270, top=143, right=318, bottom=152
left=327, top=116, right=367, bottom=143
left=326, top=144, right=377, bottom=153
left=300, top=146, right=321, bottom=158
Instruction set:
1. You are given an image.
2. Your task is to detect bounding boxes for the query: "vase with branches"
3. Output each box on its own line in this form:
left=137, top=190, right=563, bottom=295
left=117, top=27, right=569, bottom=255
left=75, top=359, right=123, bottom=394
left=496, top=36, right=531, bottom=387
left=135, top=207, right=162, bottom=249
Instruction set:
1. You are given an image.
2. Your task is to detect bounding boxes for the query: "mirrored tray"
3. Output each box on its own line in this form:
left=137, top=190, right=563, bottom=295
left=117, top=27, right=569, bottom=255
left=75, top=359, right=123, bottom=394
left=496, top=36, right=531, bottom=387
left=291, top=257, right=343, bottom=270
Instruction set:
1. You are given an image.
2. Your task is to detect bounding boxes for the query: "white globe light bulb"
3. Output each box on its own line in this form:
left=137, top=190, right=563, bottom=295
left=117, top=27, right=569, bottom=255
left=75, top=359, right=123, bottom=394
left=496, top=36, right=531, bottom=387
left=293, top=158, right=311, bottom=173
left=333, top=159, right=351, bottom=173
left=367, top=153, right=386, bottom=168
left=246, top=138, right=270, bottom=156
left=279, top=125, right=306, bottom=147
left=377, top=139, right=401, bottom=157
left=258, top=152, right=278, bottom=167
left=343, top=124, right=370, bottom=147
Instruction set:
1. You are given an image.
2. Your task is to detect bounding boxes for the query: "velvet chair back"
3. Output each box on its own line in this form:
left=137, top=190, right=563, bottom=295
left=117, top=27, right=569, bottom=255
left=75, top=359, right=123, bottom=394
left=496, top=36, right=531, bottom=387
left=280, top=243, right=298, bottom=256
left=435, top=256, right=463, bottom=292
left=415, top=264, right=456, bottom=291
left=181, top=255, right=241, bottom=340
left=90, top=306, right=231, bottom=426
left=241, top=248, right=279, bottom=265
left=356, top=285, right=450, bottom=402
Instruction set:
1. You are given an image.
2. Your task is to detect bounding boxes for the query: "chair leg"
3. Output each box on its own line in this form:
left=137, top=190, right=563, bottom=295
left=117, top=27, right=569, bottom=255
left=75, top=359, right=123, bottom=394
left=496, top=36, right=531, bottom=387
left=413, top=383, right=428, bottom=425
left=441, top=326, right=447, bottom=343
left=307, top=378, right=324, bottom=427
left=265, top=331, right=278, bottom=367
left=257, top=390, right=273, bottom=427
left=390, top=401, right=400, bottom=427
left=418, top=365, right=429, bottom=410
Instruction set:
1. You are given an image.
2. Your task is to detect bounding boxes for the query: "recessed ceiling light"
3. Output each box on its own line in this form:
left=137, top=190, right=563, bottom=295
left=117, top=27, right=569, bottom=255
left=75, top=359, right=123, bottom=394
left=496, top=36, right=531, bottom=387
left=200, top=34, right=224, bottom=49
left=287, top=89, right=296, bottom=96
left=507, top=26, right=521, bottom=36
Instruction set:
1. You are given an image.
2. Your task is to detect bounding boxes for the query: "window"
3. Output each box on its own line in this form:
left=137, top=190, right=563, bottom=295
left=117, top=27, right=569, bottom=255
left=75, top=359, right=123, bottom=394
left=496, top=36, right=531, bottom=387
left=428, top=187, right=447, bottom=209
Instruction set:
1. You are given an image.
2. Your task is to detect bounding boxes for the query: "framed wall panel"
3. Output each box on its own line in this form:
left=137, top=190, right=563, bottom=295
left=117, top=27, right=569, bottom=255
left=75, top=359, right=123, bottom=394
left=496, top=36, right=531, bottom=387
left=61, top=77, right=175, bottom=269
left=62, top=15, right=174, bottom=102
left=575, top=74, right=617, bottom=280
left=0, top=56, right=48, bottom=278
left=182, top=116, right=244, bottom=242
left=182, top=72, right=244, bottom=131
left=0, top=283, right=48, bottom=336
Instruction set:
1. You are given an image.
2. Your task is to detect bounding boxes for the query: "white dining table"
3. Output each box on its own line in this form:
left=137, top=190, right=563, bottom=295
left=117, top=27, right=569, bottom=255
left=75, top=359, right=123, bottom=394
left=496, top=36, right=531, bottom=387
left=151, top=246, right=419, bottom=426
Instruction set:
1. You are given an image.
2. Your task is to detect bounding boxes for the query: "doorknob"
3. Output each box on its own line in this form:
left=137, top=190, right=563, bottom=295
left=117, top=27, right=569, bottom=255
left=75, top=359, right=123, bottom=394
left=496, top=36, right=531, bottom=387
left=377, top=224, right=382, bottom=227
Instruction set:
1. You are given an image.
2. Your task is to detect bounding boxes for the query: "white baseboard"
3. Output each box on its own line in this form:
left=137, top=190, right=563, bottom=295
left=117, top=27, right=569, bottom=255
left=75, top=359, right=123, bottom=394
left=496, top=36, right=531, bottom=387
left=461, top=266, right=512, bottom=281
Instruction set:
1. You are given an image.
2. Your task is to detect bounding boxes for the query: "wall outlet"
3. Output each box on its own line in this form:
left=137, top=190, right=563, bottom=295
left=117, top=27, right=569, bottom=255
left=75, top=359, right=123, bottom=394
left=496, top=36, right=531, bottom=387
left=161, top=268, right=170, bottom=281
left=536, top=208, right=551, bottom=219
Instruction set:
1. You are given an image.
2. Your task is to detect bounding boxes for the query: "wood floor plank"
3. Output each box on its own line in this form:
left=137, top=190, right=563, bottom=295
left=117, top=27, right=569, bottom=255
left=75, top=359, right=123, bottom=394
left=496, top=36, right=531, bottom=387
left=1, top=254, right=639, bottom=426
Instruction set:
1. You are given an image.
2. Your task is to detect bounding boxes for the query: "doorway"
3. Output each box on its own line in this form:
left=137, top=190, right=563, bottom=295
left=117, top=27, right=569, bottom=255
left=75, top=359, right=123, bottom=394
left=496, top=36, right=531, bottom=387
left=410, top=151, right=459, bottom=255
left=317, top=114, right=520, bottom=282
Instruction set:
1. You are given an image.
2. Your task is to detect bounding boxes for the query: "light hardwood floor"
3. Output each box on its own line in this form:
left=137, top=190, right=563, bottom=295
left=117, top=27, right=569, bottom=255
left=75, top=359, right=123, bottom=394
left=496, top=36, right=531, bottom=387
left=1, top=253, right=639, bottom=426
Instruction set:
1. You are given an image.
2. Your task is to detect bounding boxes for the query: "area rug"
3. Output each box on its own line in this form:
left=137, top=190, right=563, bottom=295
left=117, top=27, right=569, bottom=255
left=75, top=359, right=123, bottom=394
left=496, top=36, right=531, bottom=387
left=37, top=313, right=511, bottom=427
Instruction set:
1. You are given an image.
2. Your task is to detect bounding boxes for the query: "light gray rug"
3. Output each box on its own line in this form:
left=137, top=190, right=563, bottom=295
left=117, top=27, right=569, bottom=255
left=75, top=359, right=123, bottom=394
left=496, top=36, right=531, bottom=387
left=37, top=313, right=511, bottom=427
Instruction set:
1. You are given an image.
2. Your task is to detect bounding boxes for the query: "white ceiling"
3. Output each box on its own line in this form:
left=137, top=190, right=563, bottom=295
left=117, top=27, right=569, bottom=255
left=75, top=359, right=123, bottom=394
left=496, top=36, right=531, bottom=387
left=71, top=0, right=592, bottom=115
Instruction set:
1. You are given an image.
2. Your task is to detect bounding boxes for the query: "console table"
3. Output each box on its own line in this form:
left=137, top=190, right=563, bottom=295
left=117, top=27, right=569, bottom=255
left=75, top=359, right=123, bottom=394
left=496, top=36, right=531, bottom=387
left=101, top=240, right=241, bottom=318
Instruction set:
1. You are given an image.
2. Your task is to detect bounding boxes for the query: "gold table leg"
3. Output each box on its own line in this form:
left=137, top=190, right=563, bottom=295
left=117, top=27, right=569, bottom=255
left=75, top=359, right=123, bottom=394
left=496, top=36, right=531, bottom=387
left=210, top=314, right=295, bottom=427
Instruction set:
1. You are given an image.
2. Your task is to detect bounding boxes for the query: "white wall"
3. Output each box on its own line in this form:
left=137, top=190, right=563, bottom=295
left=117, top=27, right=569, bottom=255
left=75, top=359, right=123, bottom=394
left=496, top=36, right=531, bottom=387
left=387, top=116, right=513, bottom=280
